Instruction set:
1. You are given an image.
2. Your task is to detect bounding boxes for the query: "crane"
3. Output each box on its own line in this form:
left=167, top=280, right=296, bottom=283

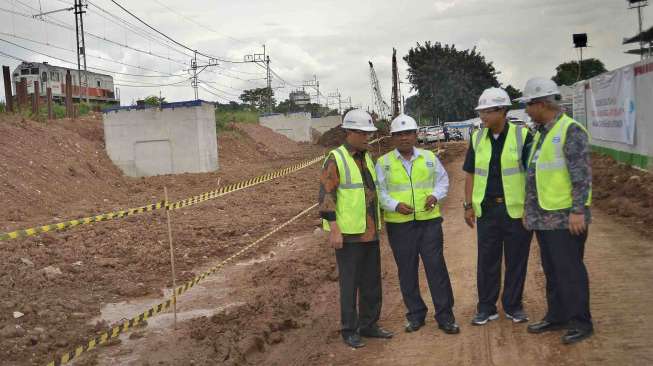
left=368, top=61, right=390, bottom=120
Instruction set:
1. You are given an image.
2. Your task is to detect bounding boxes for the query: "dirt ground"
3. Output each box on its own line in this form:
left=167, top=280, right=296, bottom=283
left=1, top=116, right=652, bottom=366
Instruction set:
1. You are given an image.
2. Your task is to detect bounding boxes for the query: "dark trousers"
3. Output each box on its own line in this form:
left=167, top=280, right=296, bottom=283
left=536, top=229, right=593, bottom=331
left=476, top=203, right=532, bottom=314
left=335, top=241, right=382, bottom=338
left=386, top=218, right=455, bottom=325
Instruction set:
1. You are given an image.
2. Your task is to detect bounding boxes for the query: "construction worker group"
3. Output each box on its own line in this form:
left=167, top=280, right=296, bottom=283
left=319, top=77, right=593, bottom=349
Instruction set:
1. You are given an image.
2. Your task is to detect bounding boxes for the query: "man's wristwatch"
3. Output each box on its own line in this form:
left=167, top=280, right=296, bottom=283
left=463, top=202, right=473, bottom=210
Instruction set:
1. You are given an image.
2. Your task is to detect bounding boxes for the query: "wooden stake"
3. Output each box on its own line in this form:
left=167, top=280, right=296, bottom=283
left=164, top=186, right=178, bottom=329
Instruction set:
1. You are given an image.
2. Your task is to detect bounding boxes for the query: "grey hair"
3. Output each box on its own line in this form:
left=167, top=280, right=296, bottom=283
left=540, top=95, right=561, bottom=111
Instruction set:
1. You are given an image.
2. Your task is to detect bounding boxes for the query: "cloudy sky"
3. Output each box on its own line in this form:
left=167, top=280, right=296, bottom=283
left=0, top=0, right=650, bottom=110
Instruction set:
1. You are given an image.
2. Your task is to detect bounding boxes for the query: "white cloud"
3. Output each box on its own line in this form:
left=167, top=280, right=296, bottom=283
left=0, top=0, right=650, bottom=112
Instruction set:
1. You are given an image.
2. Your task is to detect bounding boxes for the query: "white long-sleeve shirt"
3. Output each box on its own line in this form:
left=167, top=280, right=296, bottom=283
left=375, top=147, right=449, bottom=212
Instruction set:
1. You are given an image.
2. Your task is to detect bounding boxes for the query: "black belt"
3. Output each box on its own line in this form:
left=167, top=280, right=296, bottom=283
left=483, top=197, right=505, bottom=205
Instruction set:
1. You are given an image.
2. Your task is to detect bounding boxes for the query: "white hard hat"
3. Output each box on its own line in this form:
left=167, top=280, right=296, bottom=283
left=475, top=87, right=512, bottom=111
left=515, top=77, right=560, bottom=103
left=390, top=114, right=418, bottom=133
left=342, top=109, right=377, bottom=132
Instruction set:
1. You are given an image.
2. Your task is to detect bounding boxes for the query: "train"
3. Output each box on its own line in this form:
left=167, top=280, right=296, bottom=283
left=12, top=61, right=119, bottom=104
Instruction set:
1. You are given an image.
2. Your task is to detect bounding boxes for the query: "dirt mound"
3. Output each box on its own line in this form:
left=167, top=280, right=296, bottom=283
left=175, top=234, right=334, bottom=365
left=230, top=123, right=304, bottom=157
left=0, top=115, right=129, bottom=225
left=317, top=126, right=346, bottom=147
left=591, top=153, right=653, bottom=234
left=0, top=110, right=324, bottom=365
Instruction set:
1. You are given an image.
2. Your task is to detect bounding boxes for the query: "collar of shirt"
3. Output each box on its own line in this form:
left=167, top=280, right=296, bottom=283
left=393, top=147, right=420, bottom=162
left=343, top=142, right=365, bottom=159
left=537, top=112, right=563, bottom=133
left=485, top=120, right=510, bottom=140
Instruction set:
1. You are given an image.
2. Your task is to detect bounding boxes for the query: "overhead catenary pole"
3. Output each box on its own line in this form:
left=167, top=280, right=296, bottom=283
left=77, top=0, right=89, bottom=103
left=391, top=48, right=400, bottom=118
left=73, top=0, right=82, bottom=103
left=242, top=45, right=270, bottom=111
left=3, top=66, right=14, bottom=112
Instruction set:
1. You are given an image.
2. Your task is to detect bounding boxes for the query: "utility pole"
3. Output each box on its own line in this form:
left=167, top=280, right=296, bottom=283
left=266, top=54, right=271, bottom=114
left=190, top=52, right=220, bottom=101
left=243, top=45, right=271, bottom=113
left=302, top=75, right=321, bottom=108
left=74, top=0, right=89, bottom=103
left=627, top=0, right=649, bottom=60
left=328, top=89, right=342, bottom=114
left=391, top=48, right=400, bottom=118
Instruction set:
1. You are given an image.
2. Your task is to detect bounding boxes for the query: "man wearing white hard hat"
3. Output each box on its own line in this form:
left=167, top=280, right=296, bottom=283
left=463, top=87, right=534, bottom=326
left=376, top=114, right=459, bottom=335
left=517, top=78, right=593, bottom=344
left=319, top=109, right=393, bottom=348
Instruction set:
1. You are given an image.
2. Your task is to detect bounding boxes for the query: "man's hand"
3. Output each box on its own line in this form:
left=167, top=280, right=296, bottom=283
left=396, top=202, right=414, bottom=215
left=464, top=207, right=476, bottom=228
left=328, top=222, right=343, bottom=249
left=569, top=212, right=586, bottom=236
left=424, top=195, right=438, bottom=211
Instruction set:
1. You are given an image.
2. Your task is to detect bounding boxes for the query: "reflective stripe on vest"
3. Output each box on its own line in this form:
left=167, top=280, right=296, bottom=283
left=471, top=122, right=527, bottom=219
left=322, top=145, right=381, bottom=233
left=380, top=148, right=441, bottom=223
left=528, top=114, right=592, bottom=211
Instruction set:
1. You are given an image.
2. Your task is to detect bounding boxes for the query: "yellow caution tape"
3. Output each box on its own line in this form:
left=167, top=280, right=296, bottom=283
left=166, top=155, right=325, bottom=210
left=0, top=202, right=166, bottom=241
left=46, top=203, right=318, bottom=366
left=0, top=155, right=325, bottom=242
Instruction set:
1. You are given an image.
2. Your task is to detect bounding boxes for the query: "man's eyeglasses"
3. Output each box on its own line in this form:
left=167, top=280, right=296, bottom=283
left=477, top=107, right=502, bottom=115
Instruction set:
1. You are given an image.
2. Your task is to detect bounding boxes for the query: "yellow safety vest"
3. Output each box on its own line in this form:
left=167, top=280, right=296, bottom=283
left=322, top=145, right=381, bottom=234
left=379, top=148, right=441, bottom=223
left=528, top=114, right=592, bottom=210
left=472, top=122, right=528, bottom=218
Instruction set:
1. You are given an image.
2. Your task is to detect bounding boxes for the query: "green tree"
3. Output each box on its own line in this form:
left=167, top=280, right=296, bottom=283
left=404, top=41, right=499, bottom=123
left=239, top=87, right=275, bottom=110
left=274, top=99, right=300, bottom=114
left=504, top=84, right=522, bottom=109
left=142, top=95, right=166, bottom=106
left=552, top=58, right=607, bottom=86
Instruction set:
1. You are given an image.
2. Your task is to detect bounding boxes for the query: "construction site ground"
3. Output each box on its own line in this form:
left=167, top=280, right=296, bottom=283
left=0, top=115, right=652, bottom=366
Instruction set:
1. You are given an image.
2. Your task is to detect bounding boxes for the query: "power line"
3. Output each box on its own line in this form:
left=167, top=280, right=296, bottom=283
left=108, top=0, right=246, bottom=63
left=114, top=78, right=190, bottom=87
left=0, top=37, right=185, bottom=78
left=197, top=78, right=241, bottom=98
left=198, top=84, right=236, bottom=102
left=0, top=31, right=187, bottom=78
left=149, top=0, right=249, bottom=45
left=0, top=6, right=189, bottom=66
left=85, top=0, right=192, bottom=59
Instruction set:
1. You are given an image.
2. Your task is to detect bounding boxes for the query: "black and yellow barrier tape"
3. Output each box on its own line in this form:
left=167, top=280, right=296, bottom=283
left=0, top=155, right=325, bottom=242
left=166, top=155, right=325, bottom=210
left=0, top=202, right=166, bottom=241
left=46, top=203, right=318, bottom=366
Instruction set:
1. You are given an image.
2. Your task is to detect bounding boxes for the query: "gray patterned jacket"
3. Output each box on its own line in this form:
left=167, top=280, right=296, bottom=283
left=524, top=113, right=592, bottom=231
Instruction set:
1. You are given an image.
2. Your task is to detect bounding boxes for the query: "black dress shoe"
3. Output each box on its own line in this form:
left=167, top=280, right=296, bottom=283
left=359, top=325, right=394, bottom=339
left=438, top=321, right=460, bottom=335
left=527, top=320, right=568, bottom=334
left=343, top=334, right=365, bottom=348
left=404, top=321, right=425, bottom=333
left=562, top=328, right=593, bottom=345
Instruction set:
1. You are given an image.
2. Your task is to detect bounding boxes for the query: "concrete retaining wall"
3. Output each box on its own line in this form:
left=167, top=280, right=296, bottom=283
left=102, top=100, right=218, bottom=177
left=259, top=113, right=344, bottom=142
left=259, top=112, right=312, bottom=142
left=312, top=115, right=342, bottom=134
